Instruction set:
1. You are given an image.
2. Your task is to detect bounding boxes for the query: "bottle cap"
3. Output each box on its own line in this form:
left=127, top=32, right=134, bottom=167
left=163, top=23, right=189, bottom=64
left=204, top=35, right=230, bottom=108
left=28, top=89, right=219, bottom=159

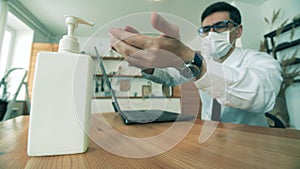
left=58, top=15, right=94, bottom=53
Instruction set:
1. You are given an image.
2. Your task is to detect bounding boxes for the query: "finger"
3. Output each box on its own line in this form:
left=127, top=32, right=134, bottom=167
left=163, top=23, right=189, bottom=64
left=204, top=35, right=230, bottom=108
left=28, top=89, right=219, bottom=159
left=110, top=31, right=119, bottom=47
left=110, top=26, right=139, bottom=51
left=150, top=12, right=180, bottom=39
left=110, top=27, right=138, bottom=51
left=110, top=28, right=137, bottom=42
left=124, top=25, right=140, bottom=34
left=110, top=33, right=140, bottom=59
left=110, top=28, right=154, bottom=50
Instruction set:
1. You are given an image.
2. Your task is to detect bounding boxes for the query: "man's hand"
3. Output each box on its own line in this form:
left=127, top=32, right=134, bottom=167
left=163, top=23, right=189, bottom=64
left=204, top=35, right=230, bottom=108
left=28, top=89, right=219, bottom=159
left=110, top=12, right=195, bottom=70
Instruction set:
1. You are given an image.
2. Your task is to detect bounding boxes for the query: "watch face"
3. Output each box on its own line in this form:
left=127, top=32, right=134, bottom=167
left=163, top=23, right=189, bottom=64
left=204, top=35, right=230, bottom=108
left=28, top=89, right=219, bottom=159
left=181, top=64, right=200, bottom=78
left=189, top=64, right=201, bottom=77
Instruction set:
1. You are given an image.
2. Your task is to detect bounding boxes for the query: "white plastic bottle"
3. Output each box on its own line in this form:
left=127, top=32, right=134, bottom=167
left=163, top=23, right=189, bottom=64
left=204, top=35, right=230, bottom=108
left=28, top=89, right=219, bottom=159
left=27, top=16, right=95, bottom=156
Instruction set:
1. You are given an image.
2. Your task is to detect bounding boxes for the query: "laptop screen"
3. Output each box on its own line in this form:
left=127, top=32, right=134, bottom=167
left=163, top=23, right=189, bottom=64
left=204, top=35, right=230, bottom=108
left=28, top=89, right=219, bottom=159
left=94, top=47, right=122, bottom=113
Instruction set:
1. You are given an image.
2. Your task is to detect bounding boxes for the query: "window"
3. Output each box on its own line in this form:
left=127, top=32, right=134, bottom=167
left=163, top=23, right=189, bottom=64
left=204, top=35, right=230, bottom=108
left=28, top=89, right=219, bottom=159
left=0, top=27, right=15, bottom=78
left=0, top=11, right=34, bottom=101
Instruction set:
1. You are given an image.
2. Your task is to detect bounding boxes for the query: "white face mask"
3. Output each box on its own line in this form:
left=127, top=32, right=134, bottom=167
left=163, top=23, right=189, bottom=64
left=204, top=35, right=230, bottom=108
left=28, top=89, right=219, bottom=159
left=201, top=28, right=236, bottom=61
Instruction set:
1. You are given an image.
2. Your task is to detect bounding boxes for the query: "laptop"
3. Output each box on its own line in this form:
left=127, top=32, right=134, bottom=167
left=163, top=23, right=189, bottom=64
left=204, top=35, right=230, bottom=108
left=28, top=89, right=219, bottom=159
left=94, top=47, right=195, bottom=124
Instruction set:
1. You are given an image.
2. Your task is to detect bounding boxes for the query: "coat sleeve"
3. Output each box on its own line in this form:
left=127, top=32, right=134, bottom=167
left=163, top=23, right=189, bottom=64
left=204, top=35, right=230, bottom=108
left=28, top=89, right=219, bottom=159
left=195, top=53, right=282, bottom=113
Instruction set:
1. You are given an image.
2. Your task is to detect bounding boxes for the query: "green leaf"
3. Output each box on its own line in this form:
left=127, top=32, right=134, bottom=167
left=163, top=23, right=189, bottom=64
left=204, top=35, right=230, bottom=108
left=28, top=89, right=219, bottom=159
left=272, top=8, right=281, bottom=24
left=290, top=25, right=295, bottom=40
left=264, top=17, right=270, bottom=24
left=276, top=19, right=288, bottom=37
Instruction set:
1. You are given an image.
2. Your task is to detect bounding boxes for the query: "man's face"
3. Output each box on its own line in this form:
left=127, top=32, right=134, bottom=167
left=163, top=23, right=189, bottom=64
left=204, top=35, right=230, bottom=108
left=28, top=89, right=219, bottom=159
left=202, top=11, right=241, bottom=43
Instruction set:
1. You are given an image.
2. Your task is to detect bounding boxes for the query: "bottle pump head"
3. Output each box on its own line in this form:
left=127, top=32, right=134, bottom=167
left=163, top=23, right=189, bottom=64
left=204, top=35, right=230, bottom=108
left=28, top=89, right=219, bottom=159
left=58, top=15, right=94, bottom=53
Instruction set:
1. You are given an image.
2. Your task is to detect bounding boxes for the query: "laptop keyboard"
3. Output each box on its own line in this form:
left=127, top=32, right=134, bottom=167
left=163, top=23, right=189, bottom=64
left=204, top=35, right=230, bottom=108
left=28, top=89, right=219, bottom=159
left=122, top=110, right=177, bottom=120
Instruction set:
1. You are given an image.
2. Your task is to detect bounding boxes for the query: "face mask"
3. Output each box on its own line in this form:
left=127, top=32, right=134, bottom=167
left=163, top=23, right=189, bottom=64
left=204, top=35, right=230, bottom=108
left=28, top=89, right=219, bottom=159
left=201, top=28, right=236, bottom=61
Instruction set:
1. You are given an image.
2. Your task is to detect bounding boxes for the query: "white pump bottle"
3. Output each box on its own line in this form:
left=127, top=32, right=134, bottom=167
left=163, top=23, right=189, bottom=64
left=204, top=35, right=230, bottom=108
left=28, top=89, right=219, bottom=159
left=27, top=16, right=94, bottom=156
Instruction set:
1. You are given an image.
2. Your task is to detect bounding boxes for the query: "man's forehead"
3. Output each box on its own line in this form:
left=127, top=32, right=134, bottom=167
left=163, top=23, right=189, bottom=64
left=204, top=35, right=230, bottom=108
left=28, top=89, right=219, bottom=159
left=202, top=11, right=230, bottom=26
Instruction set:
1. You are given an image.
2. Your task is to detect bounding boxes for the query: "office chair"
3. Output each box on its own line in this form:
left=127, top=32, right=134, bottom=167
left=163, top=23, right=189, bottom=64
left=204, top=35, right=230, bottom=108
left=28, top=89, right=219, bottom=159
left=265, top=112, right=285, bottom=128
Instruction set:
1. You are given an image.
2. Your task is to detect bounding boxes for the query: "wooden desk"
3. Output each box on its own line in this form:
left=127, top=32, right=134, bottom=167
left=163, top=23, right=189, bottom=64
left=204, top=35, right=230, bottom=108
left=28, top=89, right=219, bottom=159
left=1, top=113, right=300, bottom=168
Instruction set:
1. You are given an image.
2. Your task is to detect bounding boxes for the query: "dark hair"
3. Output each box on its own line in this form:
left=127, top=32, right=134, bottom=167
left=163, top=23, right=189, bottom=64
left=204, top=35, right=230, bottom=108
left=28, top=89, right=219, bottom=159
left=201, top=2, right=241, bottom=24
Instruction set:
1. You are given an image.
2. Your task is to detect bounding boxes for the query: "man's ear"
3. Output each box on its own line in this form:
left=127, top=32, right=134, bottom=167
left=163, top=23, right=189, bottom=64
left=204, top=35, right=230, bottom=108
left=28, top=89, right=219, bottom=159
left=236, top=25, right=243, bottom=39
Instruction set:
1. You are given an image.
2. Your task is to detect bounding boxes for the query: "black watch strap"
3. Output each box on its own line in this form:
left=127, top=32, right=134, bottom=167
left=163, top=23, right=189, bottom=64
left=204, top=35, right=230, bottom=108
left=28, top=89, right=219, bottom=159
left=180, top=52, right=203, bottom=78
left=191, top=52, right=203, bottom=69
left=187, top=52, right=203, bottom=77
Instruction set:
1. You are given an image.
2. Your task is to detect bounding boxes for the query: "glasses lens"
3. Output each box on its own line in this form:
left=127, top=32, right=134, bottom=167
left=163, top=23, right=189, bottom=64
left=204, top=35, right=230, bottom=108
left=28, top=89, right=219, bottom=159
left=198, top=26, right=211, bottom=37
left=213, top=21, right=228, bottom=33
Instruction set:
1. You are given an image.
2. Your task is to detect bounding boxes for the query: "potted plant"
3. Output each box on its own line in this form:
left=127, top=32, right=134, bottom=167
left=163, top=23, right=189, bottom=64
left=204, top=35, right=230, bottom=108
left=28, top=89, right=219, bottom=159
left=261, top=9, right=300, bottom=128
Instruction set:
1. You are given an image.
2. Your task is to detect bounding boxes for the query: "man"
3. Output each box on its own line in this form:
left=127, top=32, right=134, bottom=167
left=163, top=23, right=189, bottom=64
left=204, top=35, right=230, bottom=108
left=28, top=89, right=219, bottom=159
left=110, top=2, right=282, bottom=127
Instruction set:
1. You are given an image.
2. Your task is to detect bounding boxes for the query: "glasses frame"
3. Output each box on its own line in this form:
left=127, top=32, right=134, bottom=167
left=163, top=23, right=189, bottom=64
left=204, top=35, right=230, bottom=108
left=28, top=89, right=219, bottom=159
left=198, top=20, right=239, bottom=37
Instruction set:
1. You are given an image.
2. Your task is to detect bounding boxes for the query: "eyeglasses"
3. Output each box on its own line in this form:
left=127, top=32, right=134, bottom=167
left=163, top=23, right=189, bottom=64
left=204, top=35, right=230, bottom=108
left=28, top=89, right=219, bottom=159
left=198, top=20, right=239, bottom=37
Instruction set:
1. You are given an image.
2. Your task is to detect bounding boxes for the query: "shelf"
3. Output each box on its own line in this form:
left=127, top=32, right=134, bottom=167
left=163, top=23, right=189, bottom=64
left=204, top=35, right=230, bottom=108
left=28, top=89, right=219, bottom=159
left=292, top=58, right=300, bottom=65
left=94, top=74, right=143, bottom=78
left=92, top=55, right=182, bottom=99
left=275, top=39, right=300, bottom=54
left=264, top=19, right=300, bottom=55
left=91, top=56, right=124, bottom=60
left=92, top=96, right=181, bottom=99
left=281, top=58, right=300, bottom=66
left=264, top=20, right=300, bottom=38
left=294, top=79, right=300, bottom=83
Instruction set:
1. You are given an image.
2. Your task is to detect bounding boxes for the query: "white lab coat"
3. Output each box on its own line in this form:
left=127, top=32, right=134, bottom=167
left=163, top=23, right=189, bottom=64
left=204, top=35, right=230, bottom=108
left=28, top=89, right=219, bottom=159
left=143, top=47, right=282, bottom=127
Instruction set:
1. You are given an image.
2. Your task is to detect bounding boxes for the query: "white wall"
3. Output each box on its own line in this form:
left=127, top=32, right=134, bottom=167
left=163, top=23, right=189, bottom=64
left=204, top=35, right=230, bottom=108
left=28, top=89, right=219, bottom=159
left=285, top=84, right=300, bottom=129
left=10, top=30, right=33, bottom=69
left=260, top=0, right=300, bottom=33
left=230, top=0, right=300, bottom=50
left=0, top=0, right=8, bottom=56
left=232, top=1, right=265, bottom=50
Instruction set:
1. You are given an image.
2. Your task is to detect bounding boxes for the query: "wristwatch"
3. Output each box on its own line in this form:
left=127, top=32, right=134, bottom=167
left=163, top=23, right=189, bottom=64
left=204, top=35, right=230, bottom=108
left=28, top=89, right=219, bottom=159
left=180, top=52, right=203, bottom=78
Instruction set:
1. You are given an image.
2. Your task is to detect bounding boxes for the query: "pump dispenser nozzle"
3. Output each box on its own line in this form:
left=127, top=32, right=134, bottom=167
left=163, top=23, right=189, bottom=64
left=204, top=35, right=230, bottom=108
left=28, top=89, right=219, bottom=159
left=59, top=15, right=94, bottom=53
